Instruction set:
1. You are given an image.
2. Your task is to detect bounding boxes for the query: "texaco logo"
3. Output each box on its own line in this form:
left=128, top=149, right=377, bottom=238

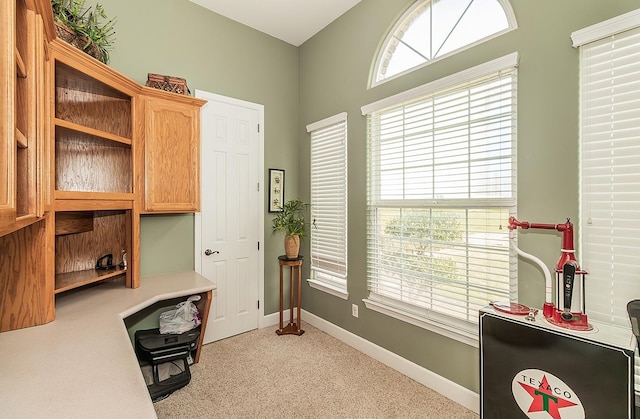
left=512, top=369, right=585, bottom=419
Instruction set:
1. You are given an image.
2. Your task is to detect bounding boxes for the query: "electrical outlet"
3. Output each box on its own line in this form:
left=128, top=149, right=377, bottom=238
left=352, top=303, right=359, bottom=318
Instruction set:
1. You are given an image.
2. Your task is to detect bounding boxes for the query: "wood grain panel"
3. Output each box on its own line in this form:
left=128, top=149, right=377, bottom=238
left=16, top=144, right=29, bottom=216
left=15, top=47, right=26, bottom=78
left=143, top=97, right=200, bottom=212
left=0, top=0, right=17, bottom=227
left=14, top=3, right=38, bottom=220
left=54, top=198, right=133, bottom=211
left=193, top=290, right=212, bottom=363
left=55, top=126, right=132, bottom=193
left=34, top=0, right=55, bottom=43
left=15, top=0, right=29, bottom=137
left=0, top=218, right=52, bottom=332
left=55, top=211, right=93, bottom=235
left=36, top=13, right=50, bottom=215
left=149, top=106, right=193, bottom=203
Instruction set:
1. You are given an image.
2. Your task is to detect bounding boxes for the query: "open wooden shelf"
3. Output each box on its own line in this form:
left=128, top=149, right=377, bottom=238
left=55, top=268, right=126, bottom=294
left=54, top=118, right=132, bottom=146
left=54, top=208, right=131, bottom=295
left=54, top=60, right=133, bottom=139
left=55, top=126, right=133, bottom=194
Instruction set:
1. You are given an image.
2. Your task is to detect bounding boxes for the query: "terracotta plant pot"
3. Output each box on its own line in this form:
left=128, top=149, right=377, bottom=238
left=284, top=235, right=300, bottom=259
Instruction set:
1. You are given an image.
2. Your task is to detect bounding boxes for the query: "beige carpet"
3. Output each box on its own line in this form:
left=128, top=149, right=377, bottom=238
left=154, top=322, right=479, bottom=419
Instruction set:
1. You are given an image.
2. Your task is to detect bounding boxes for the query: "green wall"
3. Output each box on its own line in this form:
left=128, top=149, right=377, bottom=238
left=97, top=0, right=299, bottom=313
left=96, top=0, right=638, bottom=393
left=297, top=0, right=638, bottom=392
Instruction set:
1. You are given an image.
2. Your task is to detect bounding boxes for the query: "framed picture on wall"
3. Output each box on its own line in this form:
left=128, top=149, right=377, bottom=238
left=268, top=169, right=285, bottom=212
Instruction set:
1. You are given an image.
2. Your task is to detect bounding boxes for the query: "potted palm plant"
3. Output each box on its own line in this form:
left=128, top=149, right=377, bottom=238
left=51, top=0, right=116, bottom=64
left=272, top=199, right=309, bottom=259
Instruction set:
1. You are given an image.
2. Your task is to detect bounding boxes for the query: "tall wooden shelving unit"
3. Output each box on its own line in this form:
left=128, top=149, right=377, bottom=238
left=0, top=0, right=205, bottom=333
left=50, top=39, right=140, bottom=291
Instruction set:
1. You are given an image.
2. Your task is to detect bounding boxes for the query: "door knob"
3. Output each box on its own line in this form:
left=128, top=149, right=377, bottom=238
left=204, top=249, right=219, bottom=256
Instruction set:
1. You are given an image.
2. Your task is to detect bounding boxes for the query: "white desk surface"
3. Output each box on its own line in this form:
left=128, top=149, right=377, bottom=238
left=0, top=271, right=215, bottom=419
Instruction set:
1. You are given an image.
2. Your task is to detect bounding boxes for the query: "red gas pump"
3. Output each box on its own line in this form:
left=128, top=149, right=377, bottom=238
left=508, top=216, right=592, bottom=331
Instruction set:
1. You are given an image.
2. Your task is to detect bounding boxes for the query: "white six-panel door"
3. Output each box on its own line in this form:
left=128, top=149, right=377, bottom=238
left=195, top=90, right=263, bottom=344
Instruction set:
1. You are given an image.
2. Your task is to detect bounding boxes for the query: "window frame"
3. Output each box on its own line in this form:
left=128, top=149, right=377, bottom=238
left=371, top=0, right=518, bottom=88
left=362, top=53, right=519, bottom=346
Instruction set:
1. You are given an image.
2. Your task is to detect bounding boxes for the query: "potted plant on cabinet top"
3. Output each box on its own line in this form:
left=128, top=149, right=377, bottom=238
left=272, top=199, right=310, bottom=259
left=51, top=0, right=116, bottom=64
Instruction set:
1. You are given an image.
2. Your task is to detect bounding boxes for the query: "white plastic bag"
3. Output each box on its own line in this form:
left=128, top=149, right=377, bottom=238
left=159, top=295, right=202, bottom=334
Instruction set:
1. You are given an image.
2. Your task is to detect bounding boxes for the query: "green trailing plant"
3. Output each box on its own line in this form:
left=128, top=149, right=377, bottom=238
left=272, top=199, right=310, bottom=238
left=51, top=0, right=116, bottom=64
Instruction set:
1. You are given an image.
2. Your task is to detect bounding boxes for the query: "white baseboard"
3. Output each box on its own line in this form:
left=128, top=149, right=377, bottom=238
left=260, top=309, right=479, bottom=413
left=262, top=308, right=292, bottom=328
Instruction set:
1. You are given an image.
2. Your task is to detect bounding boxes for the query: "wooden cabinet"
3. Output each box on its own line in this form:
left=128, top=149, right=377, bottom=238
left=137, top=90, right=205, bottom=213
left=1, top=0, right=204, bottom=332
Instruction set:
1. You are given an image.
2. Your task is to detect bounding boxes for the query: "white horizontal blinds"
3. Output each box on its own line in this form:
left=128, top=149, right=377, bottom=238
left=365, top=65, right=517, bottom=329
left=578, top=25, right=640, bottom=391
left=308, top=114, right=348, bottom=286
left=580, top=25, right=640, bottom=327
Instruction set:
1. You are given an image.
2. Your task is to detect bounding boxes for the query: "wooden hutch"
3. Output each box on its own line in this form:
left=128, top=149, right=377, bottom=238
left=0, top=0, right=206, bottom=333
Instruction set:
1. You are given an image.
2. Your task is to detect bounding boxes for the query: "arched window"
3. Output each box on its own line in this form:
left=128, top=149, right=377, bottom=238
left=372, top=0, right=517, bottom=86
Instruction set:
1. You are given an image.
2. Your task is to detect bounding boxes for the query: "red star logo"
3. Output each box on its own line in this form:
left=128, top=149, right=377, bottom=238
left=518, top=375, right=577, bottom=419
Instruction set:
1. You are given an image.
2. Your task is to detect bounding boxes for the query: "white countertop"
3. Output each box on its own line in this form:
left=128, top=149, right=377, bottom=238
left=0, top=271, right=216, bottom=419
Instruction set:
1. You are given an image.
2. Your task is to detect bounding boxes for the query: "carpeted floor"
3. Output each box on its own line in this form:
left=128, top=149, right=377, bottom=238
left=154, top=322, right=479, bottom=418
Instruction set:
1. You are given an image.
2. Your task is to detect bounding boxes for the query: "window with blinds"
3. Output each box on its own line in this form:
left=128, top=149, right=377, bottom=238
left=307, top=113, right=348, bottom=297
left=362, top=54, right=518, bottom=343
left=572, top=10, right=640, bottom=394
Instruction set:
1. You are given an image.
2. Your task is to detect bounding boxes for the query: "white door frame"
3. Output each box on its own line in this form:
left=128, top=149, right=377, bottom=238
left=194, top=90, right=266, bottom=330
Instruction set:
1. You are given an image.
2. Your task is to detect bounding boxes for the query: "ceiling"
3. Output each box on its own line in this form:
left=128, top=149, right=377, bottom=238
left=189, top=0, right=362, bottom=47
